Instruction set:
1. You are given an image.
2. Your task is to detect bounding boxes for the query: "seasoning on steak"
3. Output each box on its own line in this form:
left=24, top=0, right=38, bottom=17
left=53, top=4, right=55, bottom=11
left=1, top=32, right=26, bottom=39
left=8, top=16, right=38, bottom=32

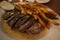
left=12, top=15, right=31, bottom=29
left=8, top=13, right=26, bottom=28
left=18, top=17, right=36, bottom=32
left=27, top=23, right=44, bottom=34
left=3, top=12, right=14, bottom=20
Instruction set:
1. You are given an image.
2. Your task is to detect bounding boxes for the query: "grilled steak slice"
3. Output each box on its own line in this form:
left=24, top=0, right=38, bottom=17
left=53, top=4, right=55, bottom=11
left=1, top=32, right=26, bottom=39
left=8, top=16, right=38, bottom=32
left=7, top=13, right=25, bottom=23
left=3, top=9, right=21, bottom=20
left=18, top=17, right=36, bottom=32
left=7, top=14, right=15, bottom=23
left=14, top=15, right=31, bottom=29
left=28, top=23, right=44, bottom=34
left=3, top=12, right=14, bottom=20
left=8, top=13, right=26, bottom=28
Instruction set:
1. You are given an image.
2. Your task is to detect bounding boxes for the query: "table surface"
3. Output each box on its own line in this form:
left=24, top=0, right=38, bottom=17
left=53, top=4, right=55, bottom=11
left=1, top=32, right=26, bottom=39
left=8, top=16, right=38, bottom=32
left=0, top=0, right=60, bottom=40
left=45, top=0, right=60, bottom=15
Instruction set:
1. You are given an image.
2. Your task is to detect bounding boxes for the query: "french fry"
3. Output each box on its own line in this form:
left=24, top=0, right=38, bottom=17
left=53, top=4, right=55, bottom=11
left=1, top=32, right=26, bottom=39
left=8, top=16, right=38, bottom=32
left=38, top=4, right=59, bottom=16
left=36, top=15, right=49, bottom=29
left=46, top=8, right=59, bottom=16
left=36, top=6, right=59, bottom=25
left=15, top=4, right=26, bottom=13
left=15, top=2, right=59, bottom=26
left=48, top=19, right=60, bottom=25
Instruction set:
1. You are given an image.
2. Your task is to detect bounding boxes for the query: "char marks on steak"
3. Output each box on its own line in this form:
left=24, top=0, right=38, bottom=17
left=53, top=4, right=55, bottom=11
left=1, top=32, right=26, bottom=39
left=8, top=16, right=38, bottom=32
left=18, top=17, right=36, bottom=32
left=7, top=13, right=26, bottom=28
left=3, top=12, right=14, bottom=20
left=13, top=15, right=31, bottom=29
left=28, top=22, right=44, bottom=34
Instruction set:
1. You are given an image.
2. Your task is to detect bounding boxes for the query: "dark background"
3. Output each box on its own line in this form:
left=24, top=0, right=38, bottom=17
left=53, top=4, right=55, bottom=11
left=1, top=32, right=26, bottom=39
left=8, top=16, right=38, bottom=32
left=45, top=0, right=60, bottom=15
left=0, top=0, right=60, bottom=15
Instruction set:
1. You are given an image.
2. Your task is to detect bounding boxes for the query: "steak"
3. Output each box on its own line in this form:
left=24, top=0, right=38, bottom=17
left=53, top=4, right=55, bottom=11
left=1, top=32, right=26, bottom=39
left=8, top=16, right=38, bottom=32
left=7, top=13, right=26, bottom=27
left=18, top=17, right=36, bottom=32
left=28, top=23, right=44, bottom=34
left=3, top=12, right=14, bottom=20
left=13, top=15, right=31, bottom=29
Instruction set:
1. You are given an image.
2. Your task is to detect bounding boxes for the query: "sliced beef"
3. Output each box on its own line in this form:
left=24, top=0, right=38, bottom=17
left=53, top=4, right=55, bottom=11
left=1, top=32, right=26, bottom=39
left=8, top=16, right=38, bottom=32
left=7, top=13, right=25, bottom=23
left=18, top=17, right=36, bottom=32
left=3, top=9, right=21, bottom=20
left=27, top=23, right=44, bottom=34
left=7, top=14, right=15, bottom=23
left=3, top=12, right=14, bottom=20
left=8, top=13, right=26, bottom=28
left=14, top=15, right=31, bottom=29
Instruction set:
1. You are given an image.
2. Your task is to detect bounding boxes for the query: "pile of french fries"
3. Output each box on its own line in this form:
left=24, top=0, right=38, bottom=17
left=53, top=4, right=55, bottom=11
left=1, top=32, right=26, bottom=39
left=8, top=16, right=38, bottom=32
left=14, top=1, right=60, bottom=29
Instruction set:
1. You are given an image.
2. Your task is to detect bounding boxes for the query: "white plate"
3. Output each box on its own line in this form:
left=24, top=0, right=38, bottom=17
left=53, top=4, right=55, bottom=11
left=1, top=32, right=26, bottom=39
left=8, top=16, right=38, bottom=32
left=0, top=4, right=60, bottom=40
left=26, top=0, right=50, bottom=3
